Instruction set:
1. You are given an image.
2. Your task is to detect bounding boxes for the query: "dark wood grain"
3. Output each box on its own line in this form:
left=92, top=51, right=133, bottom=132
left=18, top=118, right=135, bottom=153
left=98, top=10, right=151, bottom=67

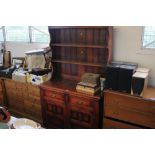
left=40, top=26, right=113, bottom=128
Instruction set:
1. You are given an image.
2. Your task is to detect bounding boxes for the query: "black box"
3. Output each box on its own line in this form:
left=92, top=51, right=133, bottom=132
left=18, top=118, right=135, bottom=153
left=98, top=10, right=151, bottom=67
left=105, top=61, right=138, bottom=93
left=105, top=63, right=120, bottom=90
left=118, top=65, right=137, bottom=93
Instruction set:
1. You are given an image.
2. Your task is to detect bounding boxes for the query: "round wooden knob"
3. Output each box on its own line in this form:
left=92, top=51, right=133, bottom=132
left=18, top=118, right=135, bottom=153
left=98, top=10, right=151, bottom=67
left=80, top=32, right=83, bottom=36
left=80, top=50, right=84, bottom=54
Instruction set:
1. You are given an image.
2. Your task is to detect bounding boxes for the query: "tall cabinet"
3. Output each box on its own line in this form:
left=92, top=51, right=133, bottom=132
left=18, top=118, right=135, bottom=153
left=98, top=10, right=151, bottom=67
left=40, top=26, right=113, bottom=129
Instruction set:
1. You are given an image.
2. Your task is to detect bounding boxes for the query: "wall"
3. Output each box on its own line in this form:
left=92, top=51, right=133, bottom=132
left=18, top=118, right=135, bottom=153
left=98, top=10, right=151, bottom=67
left=113, top=26, right=155, bottom=87
left=5, top=42, right=48, bottom=57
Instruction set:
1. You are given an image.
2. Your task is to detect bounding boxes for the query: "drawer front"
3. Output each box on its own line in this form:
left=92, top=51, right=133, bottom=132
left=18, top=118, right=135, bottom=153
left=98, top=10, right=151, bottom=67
left=105, top=91, right=155, bottom=114
left=68, top=95, right=99, bottom=128
left=104, top=91, right=155, bottom=128
left=27, top=85, right=40, bottom=97
left=69, top=95, right=93, bottom=108
left=103, top=118, right=141, bottom=129
left=8, top=97, right=24, bottom=110
left=5, top=80, right=16, bottom=89
left=15, top=82, right=27, bottom=91
left=24, top=100, right=42, bottom=117
left=27, top=96, right=41, bottom=105
left=44, top=89, right=65, bottom=101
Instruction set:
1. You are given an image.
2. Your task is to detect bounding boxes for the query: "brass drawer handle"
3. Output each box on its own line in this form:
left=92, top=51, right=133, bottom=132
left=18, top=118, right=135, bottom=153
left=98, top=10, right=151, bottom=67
left=51, top=94, right=56, bottom=98
left=76, top=101, right=83, bottom=106
left=80, top=32, right=83, bottom=36
left=80, top=50, right=84, bottom=54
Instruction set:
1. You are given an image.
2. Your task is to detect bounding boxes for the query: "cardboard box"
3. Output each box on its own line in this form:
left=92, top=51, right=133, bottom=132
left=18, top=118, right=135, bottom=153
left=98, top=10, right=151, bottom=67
left=12, top=72, right=27, bottom=83
left=27, top=72, right=52, bottom=85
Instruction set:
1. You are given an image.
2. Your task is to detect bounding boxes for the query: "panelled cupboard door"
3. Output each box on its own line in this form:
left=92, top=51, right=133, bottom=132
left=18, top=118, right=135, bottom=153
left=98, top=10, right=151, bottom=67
left=67, top=95, right=99, bottom=129
left=42, top=98, right=67, bottom=129
left=40, top=87, right=100, bottom=129
left=67, top=104, right=95, bottom=128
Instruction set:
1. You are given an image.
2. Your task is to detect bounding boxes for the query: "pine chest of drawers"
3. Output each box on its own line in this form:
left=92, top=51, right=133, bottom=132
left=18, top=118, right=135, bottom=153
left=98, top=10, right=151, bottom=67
left=4, top=79, right=42, bottom=124
left=103, top=89, right=155, bottom=129
left=0, top=78, right=4, bottom=106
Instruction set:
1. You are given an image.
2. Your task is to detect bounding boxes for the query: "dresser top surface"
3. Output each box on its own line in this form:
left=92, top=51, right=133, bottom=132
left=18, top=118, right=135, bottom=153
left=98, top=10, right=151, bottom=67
left=40, top=79, right=100, bottom=99
left=104, top=87, right=155, bottom=102
left=143, top=87, right=155, bottom=100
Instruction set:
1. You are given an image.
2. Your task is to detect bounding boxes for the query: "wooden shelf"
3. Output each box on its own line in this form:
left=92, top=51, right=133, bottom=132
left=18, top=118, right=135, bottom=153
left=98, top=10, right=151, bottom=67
left=51, top=43, right=107, bottom=49
left=52, top=59, right=105, bottom=67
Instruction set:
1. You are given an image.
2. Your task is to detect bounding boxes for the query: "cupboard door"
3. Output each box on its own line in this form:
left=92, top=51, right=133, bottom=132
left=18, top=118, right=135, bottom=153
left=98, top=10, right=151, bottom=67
left=68, top=105, right=95, bottom=128
left=43, top=98, right=67, bottom=128
left=68, top=95, right=99, bottom=129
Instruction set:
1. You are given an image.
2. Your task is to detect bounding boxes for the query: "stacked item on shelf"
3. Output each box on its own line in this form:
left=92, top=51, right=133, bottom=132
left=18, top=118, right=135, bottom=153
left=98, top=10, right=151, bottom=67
left=131, top=67, right=149, bottom=97
left=76, top=73, right=101, bottom=95
left=24, top=47, right=53, bottom=85
left=0, top=66, right=16, bottom=79
left=27, top=68, right=52, bottom=85
left=12, top=68, right=28, bottom=83
left=0, top=50, right=14, bottom=79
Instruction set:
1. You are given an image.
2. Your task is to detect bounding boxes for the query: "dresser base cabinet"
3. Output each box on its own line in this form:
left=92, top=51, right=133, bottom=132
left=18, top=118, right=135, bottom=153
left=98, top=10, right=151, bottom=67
left=40, top=80, right=100, bottom=129
left=4, top=79, right=43, bottom=124
left=103, top=89, right=155, bottom=129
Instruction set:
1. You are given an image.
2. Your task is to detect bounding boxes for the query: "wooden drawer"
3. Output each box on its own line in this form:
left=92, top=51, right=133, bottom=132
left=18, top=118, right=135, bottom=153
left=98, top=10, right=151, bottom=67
left=15, top=82, right=27, bottom=92
left=24, top=102, right=41, bottom=112
left=5, top=80, right=16, bottom=89
left=45, top=98, right=65, bottom=107
left=104, top=91, right=155, bottom=128
left=69, top=95, right=93, bottom=107
left=26, top=96, right=41, bottom=105
left=27, top=84, right=40, bottom=97
left=44, top=89, right=65, bottom=101
left=24, top=100, right=42, bottom=115
left=8, top=97, right=24, bottom=110
left=103, top=118, right=141, bottom=129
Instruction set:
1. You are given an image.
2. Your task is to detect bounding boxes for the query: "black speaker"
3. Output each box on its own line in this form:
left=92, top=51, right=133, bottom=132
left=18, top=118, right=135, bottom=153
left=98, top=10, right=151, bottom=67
left=105, top=63, right=120, bottom=90
left=118, top=65, right=137, bottom=93
left=131, top=72, right=148, bottom=96
left=105, top=61, right=138, bottom=93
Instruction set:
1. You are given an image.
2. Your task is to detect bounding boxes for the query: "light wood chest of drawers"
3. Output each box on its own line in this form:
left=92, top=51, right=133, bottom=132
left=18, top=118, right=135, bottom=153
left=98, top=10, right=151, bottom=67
left=4, top=79, right=42, bottom=124
left=0, top=78, right=4, bottom=106
left=103, top=88, right=155, bottom=129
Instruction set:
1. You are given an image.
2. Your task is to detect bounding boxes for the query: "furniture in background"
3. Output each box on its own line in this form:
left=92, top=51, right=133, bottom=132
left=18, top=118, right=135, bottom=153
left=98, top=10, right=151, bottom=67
left=103, top=87, right=155, bottom=129
left=40, top=80, right=101, bottom=128
left=0, top=78, right=42, bottom=124
left=40, top=26, right=113, bottom=128
left=0, top=78, right=5, bottom=106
